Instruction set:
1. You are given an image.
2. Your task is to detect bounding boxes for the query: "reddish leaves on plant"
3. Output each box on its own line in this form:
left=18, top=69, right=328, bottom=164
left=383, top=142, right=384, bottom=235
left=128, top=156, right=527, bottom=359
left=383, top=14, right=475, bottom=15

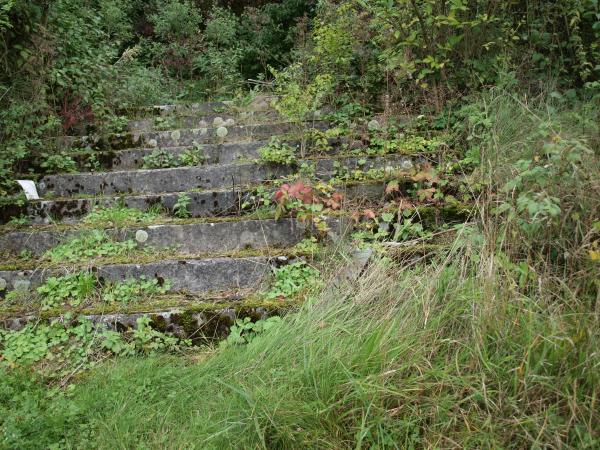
left=274, top=181, right=315, bottom=205
left=363, top=209, right=377, bottom=220
left=412, top=163, right=439, bottom=183
left=60, top=93, right=94, bottom=133
left=417, top=187, right=437, bottom=201
left=324, top=192, right=343, bottom=210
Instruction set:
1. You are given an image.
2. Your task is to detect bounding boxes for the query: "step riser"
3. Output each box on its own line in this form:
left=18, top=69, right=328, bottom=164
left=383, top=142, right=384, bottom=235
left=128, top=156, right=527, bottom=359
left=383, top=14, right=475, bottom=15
left=69, top=137, right=343, bottom=172
left=0, top=256, right=277, bottom=293
left=117, top=101, right=230, bottom=118
left=1, top=306, right=282, bottom=342
left=13, top=182, right=384, bottom=224
left=127, top=111, right=280, bottom=132
left=39, top=155, right=419, bottom=197
left=0, top=219, right=306, bottom=256
left=20, top=190, right=242, bottom=224
left=65, top=122, right=323, bottom=151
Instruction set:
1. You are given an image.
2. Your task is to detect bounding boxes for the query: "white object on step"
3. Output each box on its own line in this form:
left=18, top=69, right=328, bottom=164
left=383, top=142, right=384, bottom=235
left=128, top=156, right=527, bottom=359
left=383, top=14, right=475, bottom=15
left=17, top=180, right=39, bottom=200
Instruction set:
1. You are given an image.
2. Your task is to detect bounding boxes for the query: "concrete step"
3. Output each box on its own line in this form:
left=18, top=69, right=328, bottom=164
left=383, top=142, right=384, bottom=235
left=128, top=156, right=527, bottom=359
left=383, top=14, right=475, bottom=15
left=126, top=110, right=280, bottom=132
left=12, top=181, right=387, bottom=224
left=0, top=254, right=288, bottom=294
left=0, top=218, right=307, bottom=256
left=118, top=101, right=232, bottom=118
left=72, top=138, right=343, bottom=172
left=39, top=154, right=421, bottom=197
left=63, top=121, right=326, bottom=152
left=0, top=294, right=292, bottom=343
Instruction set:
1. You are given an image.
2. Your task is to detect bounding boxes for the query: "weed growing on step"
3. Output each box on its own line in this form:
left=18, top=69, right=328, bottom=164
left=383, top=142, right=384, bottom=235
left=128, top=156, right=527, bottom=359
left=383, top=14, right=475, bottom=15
left=43, top=230, right=139, bottom=263
left=142, top=149, right=179, bottom=169
left=173, top=193, right=191, bottom=218
left=83, top=204, right=162, bottom=228
left=0, top=316, right=189, bottom=380
left=6, top=214, right=30, bottom=229
left=40, top=152, right=77, bottom=173
left=102, top=277, right=171, bottom=305
left=266, top=261, right=320, bottom=300
left=143, top=144, right=206, bottom=169
left=34, top=271, right=173, bottom=309
left=293, top=237, right=321, bottom=258
left=222, top=316, right=282, bottom=347
left=258, top=138, right=297, bottom=165
left=37, top=272, right=96, bottom=310
left=178, top=143, right=207, bottom=166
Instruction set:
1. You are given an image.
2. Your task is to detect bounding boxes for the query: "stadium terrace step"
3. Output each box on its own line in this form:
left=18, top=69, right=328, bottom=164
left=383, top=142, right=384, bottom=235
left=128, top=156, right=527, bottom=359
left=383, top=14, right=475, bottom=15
left=117, top=101, right=232, bottom=118
left=38, top=154, right=422, bottom=197
left=7, top=181, right=386, bottom=224
left=0, top=218, right=307, bottom=256
left=126, top=110, right=280, bottom=132
left=63, top=121, right=327, bottom=151
left=0, top=255, right=286, bottom=293
left=0, top=295, right=292, bottom=341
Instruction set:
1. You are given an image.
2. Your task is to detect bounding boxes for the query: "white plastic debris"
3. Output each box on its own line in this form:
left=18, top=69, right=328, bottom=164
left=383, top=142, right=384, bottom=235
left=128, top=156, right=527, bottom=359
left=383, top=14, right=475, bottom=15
left=0, top=278, right=6, bottom=291
left=17, top=180, right=39, bottom=200
left=213, top=117, right=224, bottom=127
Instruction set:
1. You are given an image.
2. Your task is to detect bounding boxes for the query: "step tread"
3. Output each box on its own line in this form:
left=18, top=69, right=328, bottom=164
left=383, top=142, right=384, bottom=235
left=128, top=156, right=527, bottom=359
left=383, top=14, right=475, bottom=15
left=0, top=252, right=294, bottom=294
left=0, top=218, right=307, bottom=256
left=38, top=154, right=422, bottom=197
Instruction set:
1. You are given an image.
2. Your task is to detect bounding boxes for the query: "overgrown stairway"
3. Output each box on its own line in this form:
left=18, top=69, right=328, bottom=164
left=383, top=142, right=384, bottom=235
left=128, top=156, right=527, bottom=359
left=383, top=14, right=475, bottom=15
left=0, top=97, right=470, bottom=341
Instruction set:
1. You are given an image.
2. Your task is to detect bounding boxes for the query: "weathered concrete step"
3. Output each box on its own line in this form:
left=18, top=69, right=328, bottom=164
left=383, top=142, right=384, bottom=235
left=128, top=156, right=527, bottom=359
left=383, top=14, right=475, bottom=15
left=39, top=154, right=421, bottom=197
left=0, top=218, right=307, bottom=256
left=118, top=101, right=231, bottom=118
left=1, top=295, right=292, bottom=342
left=71, top=137, right=345, bottom=172
left=64, top=121, right=327, bottom=151
left=15, top=181, right=386, bottom=224
left=126, top=110, right=280, bottom=132
left=0, top=255, right=285, bottom=293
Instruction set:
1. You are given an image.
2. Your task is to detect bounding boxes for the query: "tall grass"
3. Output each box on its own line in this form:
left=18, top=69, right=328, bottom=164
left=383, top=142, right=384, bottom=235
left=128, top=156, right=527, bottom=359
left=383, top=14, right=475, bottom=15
left=30, top=237, right=593, bottom=448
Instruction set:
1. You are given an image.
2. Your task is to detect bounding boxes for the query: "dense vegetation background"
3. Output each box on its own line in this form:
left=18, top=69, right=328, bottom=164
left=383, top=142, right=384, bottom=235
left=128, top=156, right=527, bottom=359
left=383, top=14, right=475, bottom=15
left=1, top=0, right=599, bottom=448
